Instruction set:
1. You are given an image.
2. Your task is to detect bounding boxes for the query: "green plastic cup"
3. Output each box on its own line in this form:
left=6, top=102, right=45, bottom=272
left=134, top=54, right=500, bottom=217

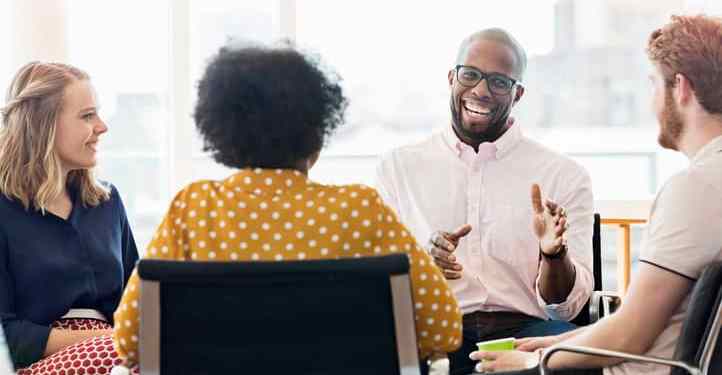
left=476, top=337, right=515, bottom=352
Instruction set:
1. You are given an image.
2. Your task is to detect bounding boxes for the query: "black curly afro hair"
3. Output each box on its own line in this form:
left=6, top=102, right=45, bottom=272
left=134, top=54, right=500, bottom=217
left=193, top=43, right=348, bottom=169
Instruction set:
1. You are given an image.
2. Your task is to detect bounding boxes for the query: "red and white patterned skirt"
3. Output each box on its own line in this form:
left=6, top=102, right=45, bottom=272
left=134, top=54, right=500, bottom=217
left=16, top=319, right=137, bottom=375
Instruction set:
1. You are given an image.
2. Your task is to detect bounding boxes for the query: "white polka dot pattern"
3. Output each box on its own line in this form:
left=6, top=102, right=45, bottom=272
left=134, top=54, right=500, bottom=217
left=113, top=169, right=461, bottom=365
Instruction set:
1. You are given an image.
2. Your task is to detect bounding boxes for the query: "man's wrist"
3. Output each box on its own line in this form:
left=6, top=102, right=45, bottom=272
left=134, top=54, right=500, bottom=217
left=540, top=244, right=567, bottom=260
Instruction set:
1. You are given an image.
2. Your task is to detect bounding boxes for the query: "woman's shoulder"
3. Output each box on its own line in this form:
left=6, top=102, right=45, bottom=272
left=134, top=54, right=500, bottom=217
left=173, top=179, right=218, bottom=200
left=161, top=179, right=222, bottom=213
left=310, top=182, right=390, bottom=214
left=93, top=180, right=122, bottom=207
left=314, top=182, right=383, bottom=200
left=0, top=192, right=20, bottom=219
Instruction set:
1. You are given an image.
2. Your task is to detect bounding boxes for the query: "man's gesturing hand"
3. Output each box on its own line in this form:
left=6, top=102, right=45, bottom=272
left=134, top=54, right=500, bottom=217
left=427, top=224, right=472, bottom=279
left=531, top=184, right=568, bottom=256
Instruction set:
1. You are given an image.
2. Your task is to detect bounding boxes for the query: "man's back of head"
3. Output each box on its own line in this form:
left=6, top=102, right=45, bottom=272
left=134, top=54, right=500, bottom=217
left=646, top=15, right=722, bottom=154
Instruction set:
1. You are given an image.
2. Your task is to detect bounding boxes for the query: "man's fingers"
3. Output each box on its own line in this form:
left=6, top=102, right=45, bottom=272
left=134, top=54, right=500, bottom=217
left=443, top=269, right=463, bottom=279
left=514, top=341, right=537, bottom=352
left=433, top=255, right=462, bottom=271
left=554, top=217, right=567, bottom=236
left=430, top=232, right=456, bottom=252
left=530, top=184, right=544, bottom=214
left=430, top=246, right=457, bottom=263
left=545, top=199, right=559, bottom=215
left=448, top=224, right=472, bottom=241
left=469, top=350, right=500, bottom=361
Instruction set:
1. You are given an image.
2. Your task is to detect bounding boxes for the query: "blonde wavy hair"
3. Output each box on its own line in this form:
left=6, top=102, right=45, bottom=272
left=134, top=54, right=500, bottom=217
left=0, top=62, right=109, bottom=211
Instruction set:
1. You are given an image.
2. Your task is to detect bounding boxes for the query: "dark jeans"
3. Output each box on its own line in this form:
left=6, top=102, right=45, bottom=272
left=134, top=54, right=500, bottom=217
left=449, top=311, right=578, bottom=375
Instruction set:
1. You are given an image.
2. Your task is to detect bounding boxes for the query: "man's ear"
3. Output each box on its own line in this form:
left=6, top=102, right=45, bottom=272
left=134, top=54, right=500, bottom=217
left=513, top=84, right=525, bottom=104
left=674, top=73, right=694, bottom=107
left=448, top=69, right=455, bottom=87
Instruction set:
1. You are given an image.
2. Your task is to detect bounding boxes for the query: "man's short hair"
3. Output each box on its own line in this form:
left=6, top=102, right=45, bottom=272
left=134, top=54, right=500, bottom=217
left=647, top=15, right=722, bottom=115
left=455, top=28, right=527, bottom=81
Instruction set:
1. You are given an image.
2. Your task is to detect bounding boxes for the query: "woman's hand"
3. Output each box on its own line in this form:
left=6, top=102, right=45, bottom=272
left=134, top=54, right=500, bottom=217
left=469, top=349, right=540, bottom=373
left=44, top=328, right=112, bottom=357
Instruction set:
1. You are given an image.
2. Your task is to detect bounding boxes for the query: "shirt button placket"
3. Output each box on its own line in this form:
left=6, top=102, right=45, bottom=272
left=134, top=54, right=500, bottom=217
left=468, top=159, right=487, bottom=300
left=467, top=160, right=482, bottom=255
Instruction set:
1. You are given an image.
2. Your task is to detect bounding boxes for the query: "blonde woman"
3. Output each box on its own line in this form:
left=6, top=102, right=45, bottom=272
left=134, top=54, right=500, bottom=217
left=0, top=62, right=138, bottom=374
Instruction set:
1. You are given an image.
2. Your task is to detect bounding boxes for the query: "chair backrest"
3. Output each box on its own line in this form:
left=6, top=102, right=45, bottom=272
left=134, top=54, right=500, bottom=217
left=671, top=260, right=722, bottom=375
left=0, top=324, right=13, bottom=375
left=137, top=254, right=421, bottom=375
left=570, top=213, right=603, bottom=326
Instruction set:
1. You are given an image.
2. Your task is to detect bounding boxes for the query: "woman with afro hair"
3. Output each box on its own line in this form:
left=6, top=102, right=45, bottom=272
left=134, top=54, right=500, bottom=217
left=112, top=43, right=462, bottom=372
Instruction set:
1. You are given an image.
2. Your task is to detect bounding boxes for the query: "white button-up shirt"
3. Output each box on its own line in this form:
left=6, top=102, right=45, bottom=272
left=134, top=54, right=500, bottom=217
left=375, top=124, right=594, bottom=320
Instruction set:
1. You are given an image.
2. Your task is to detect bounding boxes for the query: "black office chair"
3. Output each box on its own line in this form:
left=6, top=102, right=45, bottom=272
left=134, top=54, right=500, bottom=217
left=570, top=213, right=604, bottom=326
left=136, top=254, right=422, bottom=375
left=541, top=260, right=722, bottom=375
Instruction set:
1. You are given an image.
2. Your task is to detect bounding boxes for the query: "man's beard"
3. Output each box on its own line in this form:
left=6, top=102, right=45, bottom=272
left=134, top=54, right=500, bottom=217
left=449, top=96, right=511, bottom=144
left=658, top=89, right=684, bottom=151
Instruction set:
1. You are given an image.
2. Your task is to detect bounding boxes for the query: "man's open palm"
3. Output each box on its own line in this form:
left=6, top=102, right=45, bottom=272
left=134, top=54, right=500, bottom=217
left=531, top=184, right=568, bottom=255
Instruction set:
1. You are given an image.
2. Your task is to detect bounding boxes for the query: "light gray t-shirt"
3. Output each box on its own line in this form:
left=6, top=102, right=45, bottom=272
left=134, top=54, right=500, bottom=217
left=606, top=136, right=722, bottom=375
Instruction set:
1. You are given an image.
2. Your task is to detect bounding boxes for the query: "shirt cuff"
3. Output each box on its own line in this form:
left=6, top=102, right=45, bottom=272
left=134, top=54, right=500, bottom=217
left=534, top=258, right=593, bottom=321
left=3, top=319, right=52, bottom=369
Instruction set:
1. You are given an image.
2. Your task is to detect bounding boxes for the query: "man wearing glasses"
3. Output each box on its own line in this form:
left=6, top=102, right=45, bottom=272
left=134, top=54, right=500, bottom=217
left=375, top=28, right=594, bottom=375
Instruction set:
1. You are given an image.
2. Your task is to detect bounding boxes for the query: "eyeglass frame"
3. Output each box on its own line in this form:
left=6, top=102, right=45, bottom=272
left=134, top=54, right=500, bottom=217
left=453, top=64, right=522, bottom=95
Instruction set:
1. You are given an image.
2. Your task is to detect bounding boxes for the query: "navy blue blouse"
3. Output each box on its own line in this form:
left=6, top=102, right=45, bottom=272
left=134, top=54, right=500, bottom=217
left=0, top=184, right=138, bottom=368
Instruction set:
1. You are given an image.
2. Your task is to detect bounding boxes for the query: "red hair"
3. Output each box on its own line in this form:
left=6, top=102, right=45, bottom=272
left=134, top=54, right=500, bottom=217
left=647, top=15, right=722, bottom=115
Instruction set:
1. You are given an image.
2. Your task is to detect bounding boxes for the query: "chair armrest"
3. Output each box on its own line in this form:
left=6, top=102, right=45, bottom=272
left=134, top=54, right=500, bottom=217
left=539, top=344, right=701, bottom=375
left=589, top=290, right=621, bottom=323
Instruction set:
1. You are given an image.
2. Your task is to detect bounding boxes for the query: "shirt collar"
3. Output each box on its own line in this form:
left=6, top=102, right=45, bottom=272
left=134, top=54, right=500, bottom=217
left=441, top=117, right=522, bottom=160
left=691, top=135, right=722, bottom=165
left=224, top=168, right=311, bottom=197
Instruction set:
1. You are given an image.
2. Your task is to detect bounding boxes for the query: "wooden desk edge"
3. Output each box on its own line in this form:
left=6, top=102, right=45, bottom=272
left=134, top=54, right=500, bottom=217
left=600, top=218, right=647, bottom=225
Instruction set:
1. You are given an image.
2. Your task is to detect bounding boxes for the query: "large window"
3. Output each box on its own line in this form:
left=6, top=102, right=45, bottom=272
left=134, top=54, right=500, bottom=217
left=5, top=0, right=720, bottom=288
left=67, top=0, right=171, bottom=250
left=295, top=1, right=695, bottom=199
left=0, top=1, right=11, bottom=89
left=188, top=0, right=279, bottom=182
left=292, top=0, right=693, bottom=289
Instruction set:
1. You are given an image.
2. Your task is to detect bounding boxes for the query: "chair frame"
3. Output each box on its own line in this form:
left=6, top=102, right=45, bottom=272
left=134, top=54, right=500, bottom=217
left=540, top=274, right=722, bottom=375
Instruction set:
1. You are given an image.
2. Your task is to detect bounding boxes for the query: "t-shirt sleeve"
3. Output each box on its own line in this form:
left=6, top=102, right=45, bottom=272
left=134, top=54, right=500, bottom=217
left=639, top=171, right=722, bottom=280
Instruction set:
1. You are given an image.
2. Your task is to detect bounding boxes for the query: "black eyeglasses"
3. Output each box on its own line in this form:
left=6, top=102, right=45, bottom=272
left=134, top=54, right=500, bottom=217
left=454, top=65, right=520, bottom=95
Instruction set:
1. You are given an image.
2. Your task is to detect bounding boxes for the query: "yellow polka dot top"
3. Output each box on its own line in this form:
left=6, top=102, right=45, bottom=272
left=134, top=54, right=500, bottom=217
left=113, top=169, right=461, bottom=364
